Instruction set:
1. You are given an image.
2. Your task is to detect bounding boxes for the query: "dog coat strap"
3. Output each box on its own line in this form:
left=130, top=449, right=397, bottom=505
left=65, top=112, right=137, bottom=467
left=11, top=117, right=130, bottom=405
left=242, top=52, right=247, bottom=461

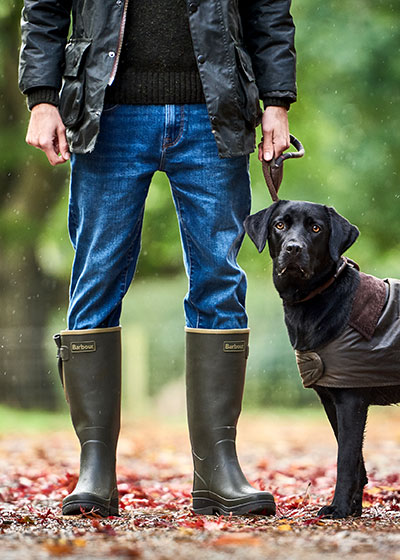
left=295, top=350, right=325, bottom=387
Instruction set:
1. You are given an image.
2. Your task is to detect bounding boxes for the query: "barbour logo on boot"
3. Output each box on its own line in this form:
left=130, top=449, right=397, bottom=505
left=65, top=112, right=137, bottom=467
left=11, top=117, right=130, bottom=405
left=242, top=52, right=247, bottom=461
left=71, top=341, right=96, bottom=353
left=223, top=341, right=246, bottom=353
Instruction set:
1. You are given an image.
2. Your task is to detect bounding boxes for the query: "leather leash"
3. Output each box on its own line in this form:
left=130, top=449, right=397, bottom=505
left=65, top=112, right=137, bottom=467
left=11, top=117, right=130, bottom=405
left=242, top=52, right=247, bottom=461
left=261, top=134, right=305, bottom=202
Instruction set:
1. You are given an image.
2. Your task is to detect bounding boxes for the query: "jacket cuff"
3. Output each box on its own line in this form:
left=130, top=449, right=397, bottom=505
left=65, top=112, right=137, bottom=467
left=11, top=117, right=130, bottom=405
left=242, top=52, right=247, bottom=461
left=27, top=88, right=59, bottom=111
left=263, top=97, right=291, bottom=111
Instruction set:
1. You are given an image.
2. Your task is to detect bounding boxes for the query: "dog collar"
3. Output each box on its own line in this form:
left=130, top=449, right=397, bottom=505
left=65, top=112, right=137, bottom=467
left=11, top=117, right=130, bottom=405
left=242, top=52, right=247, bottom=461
left=294, top=257, right=359, bottom=304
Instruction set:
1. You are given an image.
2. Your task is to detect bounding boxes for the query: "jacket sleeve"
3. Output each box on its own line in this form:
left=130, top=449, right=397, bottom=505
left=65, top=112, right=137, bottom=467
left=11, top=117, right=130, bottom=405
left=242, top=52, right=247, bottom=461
left=239, top=0, right=297, bottom=104
left=19, top=0, right=72, bottom=94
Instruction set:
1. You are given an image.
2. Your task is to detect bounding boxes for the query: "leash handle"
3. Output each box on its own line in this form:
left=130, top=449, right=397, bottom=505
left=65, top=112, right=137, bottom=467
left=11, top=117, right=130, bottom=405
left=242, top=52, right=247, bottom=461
left=274, top=134, right=305, bottom=168
left=261, top=134, right=305, bottom=202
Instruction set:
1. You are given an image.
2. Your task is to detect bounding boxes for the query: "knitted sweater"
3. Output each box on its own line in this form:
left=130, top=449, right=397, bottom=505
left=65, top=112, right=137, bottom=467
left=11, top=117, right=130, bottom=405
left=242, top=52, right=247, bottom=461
left=105, top=0, right=204, bottom=105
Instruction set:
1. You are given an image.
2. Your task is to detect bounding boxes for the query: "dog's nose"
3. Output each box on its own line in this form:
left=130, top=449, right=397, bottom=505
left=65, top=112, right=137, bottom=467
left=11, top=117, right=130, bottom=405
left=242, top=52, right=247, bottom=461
left=285, top=242, right=302, bottom=255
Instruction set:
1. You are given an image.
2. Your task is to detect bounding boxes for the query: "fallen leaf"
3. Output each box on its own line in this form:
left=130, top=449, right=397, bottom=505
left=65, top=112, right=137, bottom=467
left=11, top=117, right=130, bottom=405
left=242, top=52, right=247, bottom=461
left=110, top=545, right=141, bottom=557
left=277, top=523, right=293, bottom=531
left=43, top=539, right=74, bottom=556
left=210, top=534, right=262, bottom=547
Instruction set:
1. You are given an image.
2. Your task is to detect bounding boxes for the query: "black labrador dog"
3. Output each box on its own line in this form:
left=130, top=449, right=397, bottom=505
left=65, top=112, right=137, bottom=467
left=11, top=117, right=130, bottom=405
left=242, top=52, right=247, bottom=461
left=244, top=200, right=400, bottom=519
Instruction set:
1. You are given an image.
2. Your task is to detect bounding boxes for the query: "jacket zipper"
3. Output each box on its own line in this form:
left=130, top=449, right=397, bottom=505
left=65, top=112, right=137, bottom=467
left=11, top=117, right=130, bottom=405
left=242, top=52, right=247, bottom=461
left=108, top=0, right=129, bottom=85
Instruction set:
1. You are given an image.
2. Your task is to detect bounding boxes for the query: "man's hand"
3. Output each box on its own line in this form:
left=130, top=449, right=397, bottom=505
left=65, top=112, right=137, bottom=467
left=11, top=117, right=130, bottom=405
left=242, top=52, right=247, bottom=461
left=26, top=104, right=70, bottom=166
left=259, top=106, right=290, bottom=162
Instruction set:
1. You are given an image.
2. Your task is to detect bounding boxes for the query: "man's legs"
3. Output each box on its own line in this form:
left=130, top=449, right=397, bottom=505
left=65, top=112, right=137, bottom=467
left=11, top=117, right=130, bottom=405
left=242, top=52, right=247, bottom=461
left=56, top=102, right=275, bottom=517
left=56, top=105, right=161, bottom=515
left=165, top=104, right=275, bottom=515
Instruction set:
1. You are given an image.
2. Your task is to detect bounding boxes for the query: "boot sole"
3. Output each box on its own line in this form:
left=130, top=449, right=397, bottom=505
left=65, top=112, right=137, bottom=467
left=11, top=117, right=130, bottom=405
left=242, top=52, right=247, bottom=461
left=62, top=492, right=119, bottom=517
left=193, top=497, right=276, bottom=516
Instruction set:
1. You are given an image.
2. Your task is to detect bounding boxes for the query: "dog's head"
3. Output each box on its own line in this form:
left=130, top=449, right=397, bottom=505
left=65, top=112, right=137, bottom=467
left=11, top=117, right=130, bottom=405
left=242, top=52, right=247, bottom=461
left=244, top=200, right=359, bottom=300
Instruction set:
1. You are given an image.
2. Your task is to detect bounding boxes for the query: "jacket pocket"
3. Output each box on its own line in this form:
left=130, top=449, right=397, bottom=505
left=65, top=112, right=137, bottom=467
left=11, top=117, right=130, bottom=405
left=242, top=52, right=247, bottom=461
left=234, top=44, right=262, bottom=128
left=59, top=39, right=92, bottom=128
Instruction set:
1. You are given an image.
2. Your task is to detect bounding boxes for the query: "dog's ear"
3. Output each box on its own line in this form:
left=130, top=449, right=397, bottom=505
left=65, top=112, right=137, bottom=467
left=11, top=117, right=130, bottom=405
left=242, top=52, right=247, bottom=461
left=244, top=202, right=281, bottom=253
left=326, top=206, right=359, bottom=261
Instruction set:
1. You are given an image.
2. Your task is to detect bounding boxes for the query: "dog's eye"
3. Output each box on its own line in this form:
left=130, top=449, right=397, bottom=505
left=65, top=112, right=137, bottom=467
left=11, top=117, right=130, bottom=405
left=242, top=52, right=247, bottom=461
left=312, top=224, right=321, bottom=233
left=275, top=222, right=285, bottom=230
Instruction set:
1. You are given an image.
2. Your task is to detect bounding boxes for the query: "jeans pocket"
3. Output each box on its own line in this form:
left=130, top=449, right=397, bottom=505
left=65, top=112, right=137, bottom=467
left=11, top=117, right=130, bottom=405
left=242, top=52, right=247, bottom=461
left=102, top=103, right=121, bottom=114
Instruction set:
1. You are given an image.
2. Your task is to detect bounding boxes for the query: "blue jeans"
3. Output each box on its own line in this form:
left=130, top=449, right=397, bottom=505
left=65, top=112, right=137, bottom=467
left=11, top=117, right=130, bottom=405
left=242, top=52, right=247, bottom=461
left=68, top=104, right=251, bottom=330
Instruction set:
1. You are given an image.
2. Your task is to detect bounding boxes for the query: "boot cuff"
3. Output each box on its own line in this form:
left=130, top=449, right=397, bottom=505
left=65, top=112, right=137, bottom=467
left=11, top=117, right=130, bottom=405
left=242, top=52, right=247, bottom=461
left=185, top=327, right=250, bottom=334
left=60, top=326, right=122, bottom=335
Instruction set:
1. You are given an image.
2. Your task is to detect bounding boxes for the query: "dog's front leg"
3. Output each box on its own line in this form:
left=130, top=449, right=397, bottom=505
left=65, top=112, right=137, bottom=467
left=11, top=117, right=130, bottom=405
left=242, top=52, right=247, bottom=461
left=350, top=455, right=368, bottom=516
left=318, top=389, right=368, bottom=519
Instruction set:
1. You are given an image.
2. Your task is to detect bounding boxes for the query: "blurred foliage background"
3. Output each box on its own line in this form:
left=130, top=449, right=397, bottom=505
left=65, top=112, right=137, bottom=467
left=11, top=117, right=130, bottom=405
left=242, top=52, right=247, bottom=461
left=0, top=0, right=399, bottom=413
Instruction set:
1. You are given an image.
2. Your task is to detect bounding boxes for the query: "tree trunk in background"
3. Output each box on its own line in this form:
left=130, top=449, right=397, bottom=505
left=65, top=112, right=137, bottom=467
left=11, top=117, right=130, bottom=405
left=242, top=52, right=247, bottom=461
left=0, top=250, right=60, bottom=409
left=0, top=7, right=68, bottom=409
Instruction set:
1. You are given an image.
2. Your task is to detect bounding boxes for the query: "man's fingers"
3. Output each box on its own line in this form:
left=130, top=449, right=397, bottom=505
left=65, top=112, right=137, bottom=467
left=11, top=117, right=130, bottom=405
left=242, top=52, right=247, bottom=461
left=273, top=134, right=290, bottom=159
left=262, top=127, right=289, bottom=161
left=262, top=130, right=274, bottom=162
left=25, top=103, right=70, bottom=166
left=57, top=124, right=70, bottom=161
left=41, top=139, right=61, bottom=166
left=258, top=142, right=264, bottom=162
left=28, top=135, right=57, bottom=166
left=34, top=136, right=66, bottom=166
left=261, top=106, right=290, bottom=160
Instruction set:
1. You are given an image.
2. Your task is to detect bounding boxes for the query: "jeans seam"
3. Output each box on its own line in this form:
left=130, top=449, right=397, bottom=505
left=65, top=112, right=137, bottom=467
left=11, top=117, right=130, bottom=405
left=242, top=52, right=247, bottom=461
left=159, top=149, right=166, bottom=171
left=166, top=105, right=185, bottom=148
left=118, top=215, right=144, bottom=300
left=162, top=105, right=185, bottom=150
left=119, top=243, right=135, bottom=300
left=173, top=190, right=199, bottom=328
left=68, top=206, right=79, bottom=247
left=160, top=106, right=185, bottom=170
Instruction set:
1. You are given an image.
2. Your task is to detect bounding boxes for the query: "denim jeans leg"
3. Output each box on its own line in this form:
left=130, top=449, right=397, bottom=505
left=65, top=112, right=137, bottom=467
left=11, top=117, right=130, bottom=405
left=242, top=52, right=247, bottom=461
left=165, top=104, right=251, bottom=329
left=67, top=105, right=163, bottom=329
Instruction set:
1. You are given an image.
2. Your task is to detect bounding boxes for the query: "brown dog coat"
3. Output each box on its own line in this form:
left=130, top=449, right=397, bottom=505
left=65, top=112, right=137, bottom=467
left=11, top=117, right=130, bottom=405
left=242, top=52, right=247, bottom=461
left=295, top=273, right=400, bottom=388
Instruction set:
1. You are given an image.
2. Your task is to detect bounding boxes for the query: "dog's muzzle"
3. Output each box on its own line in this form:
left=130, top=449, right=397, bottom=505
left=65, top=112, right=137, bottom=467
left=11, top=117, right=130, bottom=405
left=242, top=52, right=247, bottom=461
left=277, top=251, right=311, bottom=278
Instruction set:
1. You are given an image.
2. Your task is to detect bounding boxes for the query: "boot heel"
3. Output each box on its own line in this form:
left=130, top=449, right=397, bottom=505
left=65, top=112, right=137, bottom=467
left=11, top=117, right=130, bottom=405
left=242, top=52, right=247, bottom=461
left=62, top=489, right=120, bottom=517
left=109, top=489, right=120, bottom=516
left=192, top=498, right=220, bottom=515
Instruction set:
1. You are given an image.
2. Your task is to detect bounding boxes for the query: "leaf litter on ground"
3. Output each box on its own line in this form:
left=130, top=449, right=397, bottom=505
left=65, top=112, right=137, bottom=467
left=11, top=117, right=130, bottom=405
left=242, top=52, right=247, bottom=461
left=1, top=408, right=400, bottom=558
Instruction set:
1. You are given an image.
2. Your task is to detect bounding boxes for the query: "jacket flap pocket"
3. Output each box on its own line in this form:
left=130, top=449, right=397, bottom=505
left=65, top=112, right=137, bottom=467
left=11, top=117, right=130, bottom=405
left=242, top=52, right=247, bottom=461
left=64, top=39, right=92, bottom=78
left=235, top=44, right=255, bottom=82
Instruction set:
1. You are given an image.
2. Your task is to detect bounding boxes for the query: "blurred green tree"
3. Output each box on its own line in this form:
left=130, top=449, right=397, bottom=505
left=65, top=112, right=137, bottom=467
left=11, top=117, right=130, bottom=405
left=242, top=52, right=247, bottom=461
left=0, top=1, right=68, bottom=408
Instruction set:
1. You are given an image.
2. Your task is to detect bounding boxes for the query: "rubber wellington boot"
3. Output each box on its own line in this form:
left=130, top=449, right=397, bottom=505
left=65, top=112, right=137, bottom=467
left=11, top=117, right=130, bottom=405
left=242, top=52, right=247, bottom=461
left=54, top=327, right=121, bottom=517
left=186, top=328, right=276, bottom=516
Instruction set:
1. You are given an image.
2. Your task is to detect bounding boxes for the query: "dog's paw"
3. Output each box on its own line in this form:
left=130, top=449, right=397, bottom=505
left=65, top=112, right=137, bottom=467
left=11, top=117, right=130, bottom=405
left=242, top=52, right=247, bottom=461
left=318, top=504, right=352, bottom=519
left=350, top=496, right=363, bottom=517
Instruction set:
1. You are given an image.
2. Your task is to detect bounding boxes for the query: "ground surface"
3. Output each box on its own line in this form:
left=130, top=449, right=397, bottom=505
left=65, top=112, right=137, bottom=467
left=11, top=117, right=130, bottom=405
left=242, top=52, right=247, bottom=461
left=1, top=408, right=400, bottom=559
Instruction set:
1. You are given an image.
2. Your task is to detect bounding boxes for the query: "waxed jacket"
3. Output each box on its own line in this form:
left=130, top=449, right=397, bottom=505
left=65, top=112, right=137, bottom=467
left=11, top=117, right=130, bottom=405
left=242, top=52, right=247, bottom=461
left=19, top=0, right=296, bottom=157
